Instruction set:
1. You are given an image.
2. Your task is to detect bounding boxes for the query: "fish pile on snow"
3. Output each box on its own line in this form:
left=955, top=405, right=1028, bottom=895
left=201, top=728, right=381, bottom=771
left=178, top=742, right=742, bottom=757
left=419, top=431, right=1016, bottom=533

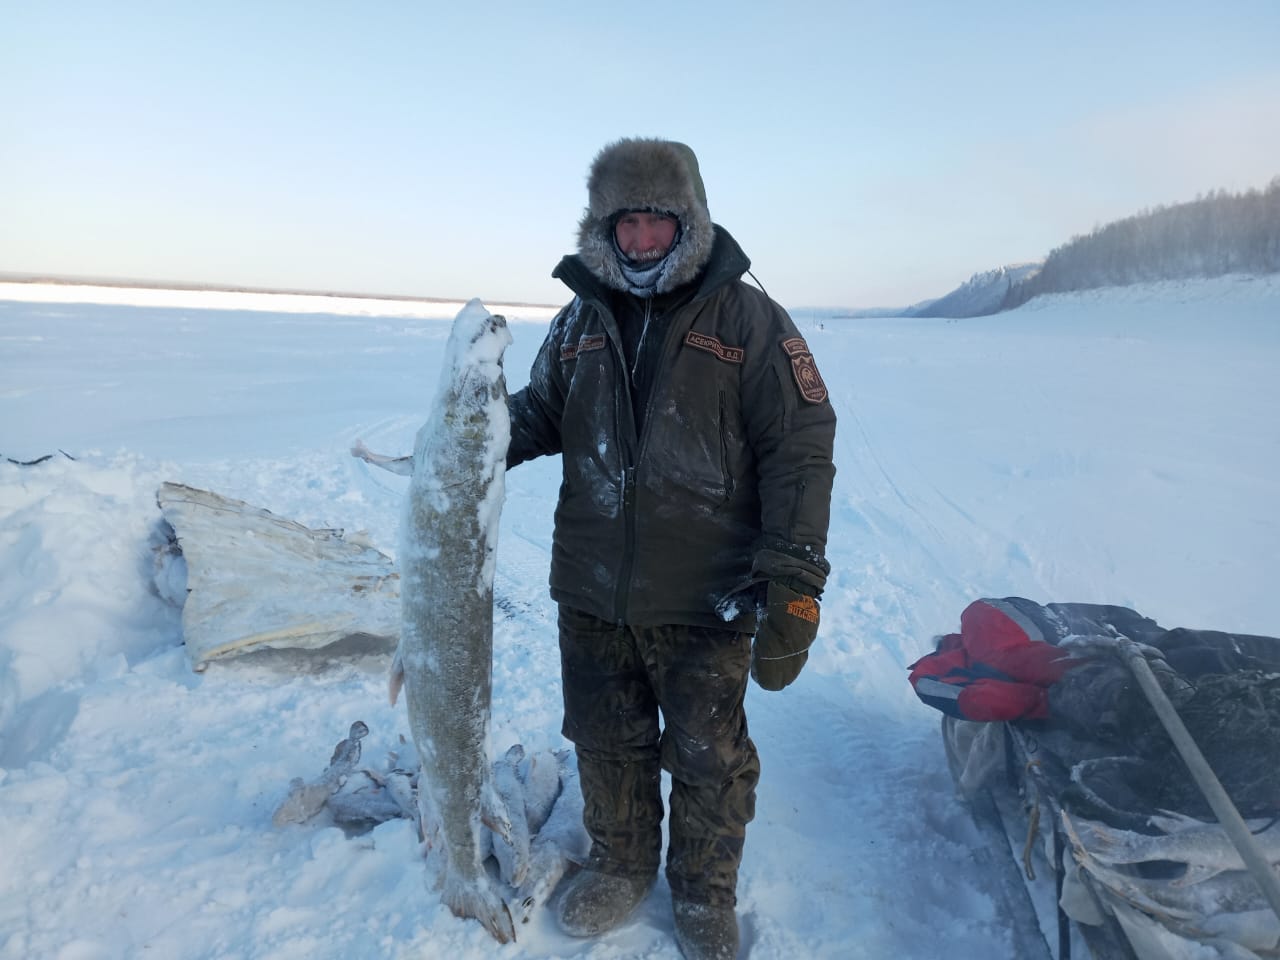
left=272, top=720, right=588, bottom=929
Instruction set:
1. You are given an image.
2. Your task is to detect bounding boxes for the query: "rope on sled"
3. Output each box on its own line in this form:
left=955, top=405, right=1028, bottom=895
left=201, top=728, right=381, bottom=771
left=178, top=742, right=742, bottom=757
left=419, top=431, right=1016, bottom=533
left=1118, top=639, right=1280, bottom=924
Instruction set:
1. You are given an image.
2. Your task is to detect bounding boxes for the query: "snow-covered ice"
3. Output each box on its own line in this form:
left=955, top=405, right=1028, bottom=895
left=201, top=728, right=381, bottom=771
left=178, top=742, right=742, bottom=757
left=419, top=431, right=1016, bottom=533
left=1, top=275, right=1277, bottom=958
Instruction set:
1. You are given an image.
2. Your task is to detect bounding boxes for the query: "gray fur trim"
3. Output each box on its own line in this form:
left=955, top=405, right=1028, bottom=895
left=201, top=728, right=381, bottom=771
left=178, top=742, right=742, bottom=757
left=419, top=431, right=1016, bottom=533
left=576, top=137, right=715, bottom=295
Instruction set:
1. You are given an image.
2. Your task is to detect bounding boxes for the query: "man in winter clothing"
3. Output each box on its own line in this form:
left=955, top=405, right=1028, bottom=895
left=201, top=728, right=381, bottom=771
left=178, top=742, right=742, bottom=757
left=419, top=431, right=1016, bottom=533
left=507, top=137, right=836, bottom=960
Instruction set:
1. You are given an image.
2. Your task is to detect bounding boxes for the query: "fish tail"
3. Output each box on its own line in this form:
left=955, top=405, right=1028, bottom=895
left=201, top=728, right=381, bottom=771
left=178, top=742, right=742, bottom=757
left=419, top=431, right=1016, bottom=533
left=1062, top=813, right=1197, bottom=921
left=513, top=845, right=578, bottom=925
left=388, top=645, right=405, bottom=706
left=441, top=872, right=516, bottom=943
left=1070, top=817, right=1132, bottom=863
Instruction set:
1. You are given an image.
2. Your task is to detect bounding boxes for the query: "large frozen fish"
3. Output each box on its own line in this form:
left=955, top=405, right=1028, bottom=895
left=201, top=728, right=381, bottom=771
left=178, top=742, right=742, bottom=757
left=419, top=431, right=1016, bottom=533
left=1062, top=812, right=1270, bottom=922
left=272, top=721, right=370, bottom=826
left=1072, top=811, right=1280, bottom=886
left=511, top=750, right=589, bottom=924
left=390, top=299, right=516, bottom=943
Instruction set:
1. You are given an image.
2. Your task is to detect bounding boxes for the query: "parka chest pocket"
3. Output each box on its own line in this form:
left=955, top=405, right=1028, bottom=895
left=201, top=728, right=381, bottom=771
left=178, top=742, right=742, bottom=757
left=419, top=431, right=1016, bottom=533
left=648, top=332, right=748, bottom=504
left=559, top=333, right=613, bottom=406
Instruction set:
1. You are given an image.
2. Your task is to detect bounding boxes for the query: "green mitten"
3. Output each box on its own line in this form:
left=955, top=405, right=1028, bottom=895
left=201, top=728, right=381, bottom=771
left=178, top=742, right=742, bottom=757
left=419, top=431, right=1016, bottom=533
left=750, top=580, right=819, bottom=691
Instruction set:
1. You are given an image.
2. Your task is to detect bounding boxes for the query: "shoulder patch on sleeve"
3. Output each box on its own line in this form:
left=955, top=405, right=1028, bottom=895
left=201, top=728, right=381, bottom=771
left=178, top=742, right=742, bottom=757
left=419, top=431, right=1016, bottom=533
left=780, top=337, right=828, bottom=404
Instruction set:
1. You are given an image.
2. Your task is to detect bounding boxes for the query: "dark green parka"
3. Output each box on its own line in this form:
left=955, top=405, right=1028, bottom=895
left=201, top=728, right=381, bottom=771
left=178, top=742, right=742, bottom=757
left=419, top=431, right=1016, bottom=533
left=507, top=225, right=835, bottom=631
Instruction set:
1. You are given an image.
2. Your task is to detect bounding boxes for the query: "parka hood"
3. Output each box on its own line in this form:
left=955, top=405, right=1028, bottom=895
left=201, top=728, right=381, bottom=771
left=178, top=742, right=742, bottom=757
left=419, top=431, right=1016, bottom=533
left=576, top=137, right=716, bottom=296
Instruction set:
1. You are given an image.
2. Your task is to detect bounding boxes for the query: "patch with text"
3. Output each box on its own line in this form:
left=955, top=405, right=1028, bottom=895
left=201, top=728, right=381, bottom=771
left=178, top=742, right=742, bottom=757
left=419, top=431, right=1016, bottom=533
left=561, top=334, right=607, bottom=361
left=786, top=595, right=820, bottom=624
left=684, top=331, right=745, bottom=364
left=781, top=337, right=828, bottom=404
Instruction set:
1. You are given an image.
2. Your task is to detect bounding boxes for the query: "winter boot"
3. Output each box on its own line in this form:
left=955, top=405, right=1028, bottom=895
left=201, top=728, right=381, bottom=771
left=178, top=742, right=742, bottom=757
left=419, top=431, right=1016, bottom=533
left=555, top=868, right=655, bottom=937
left=673, top=898, right=739, bottom=960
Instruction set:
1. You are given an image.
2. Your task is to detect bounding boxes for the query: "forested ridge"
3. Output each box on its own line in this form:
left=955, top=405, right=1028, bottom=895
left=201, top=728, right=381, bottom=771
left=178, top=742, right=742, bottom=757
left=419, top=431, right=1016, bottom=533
left=1002, top=177, right=1280, bottom=310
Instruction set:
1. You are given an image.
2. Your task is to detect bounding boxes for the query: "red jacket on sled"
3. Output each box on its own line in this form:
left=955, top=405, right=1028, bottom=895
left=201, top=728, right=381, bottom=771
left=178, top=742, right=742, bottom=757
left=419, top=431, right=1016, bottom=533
left=907, top=598, right=1080, bottom=721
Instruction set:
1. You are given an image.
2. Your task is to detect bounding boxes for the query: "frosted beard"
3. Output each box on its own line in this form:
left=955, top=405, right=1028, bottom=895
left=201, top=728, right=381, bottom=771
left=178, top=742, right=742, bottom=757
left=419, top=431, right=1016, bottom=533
left=613, top=234, right=682, bottom=299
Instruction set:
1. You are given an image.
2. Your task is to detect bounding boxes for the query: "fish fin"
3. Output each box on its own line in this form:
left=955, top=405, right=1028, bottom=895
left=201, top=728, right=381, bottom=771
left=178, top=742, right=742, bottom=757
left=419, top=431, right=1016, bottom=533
left=441, top=873, right=516, bottom=944
left=271, top=779, right=333, bottom=827
left=512, top=843, right=570, bottom=925
left=1171, top=863, right=1225, bottom=887
left=388, top=646, right=405, bottom=707
left=1062, top=812, right=1197, bottom=922
left=483, top=806, right=528, bottom=887
left=1069, top=817, right=1137, bottom=864
left=1149, top=810, right=1207, bottom=833
left=479, top=809, right=507, bottom=838
left=350, top=439, right=415, bottom=476
left=1061, top=811, right=1101, bottom=868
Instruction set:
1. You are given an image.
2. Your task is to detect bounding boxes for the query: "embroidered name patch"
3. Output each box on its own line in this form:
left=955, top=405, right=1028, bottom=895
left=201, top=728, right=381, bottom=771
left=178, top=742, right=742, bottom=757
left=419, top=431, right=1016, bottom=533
left=781, top=337, right=829, bottom=404
left=684, top=331, right=744, bottom=364
left=561, top=334, right=607, bottom=361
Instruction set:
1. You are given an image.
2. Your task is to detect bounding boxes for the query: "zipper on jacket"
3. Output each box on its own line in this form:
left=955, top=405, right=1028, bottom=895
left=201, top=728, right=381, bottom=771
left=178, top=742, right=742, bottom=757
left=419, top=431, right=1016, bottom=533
left=615, top=465, right=637, bottom=624
left=604, top=297, right=640, bottom=626
left=636, top=300, right=711, bottom=457
left=789, top=478, right=807, bottom=538
left=718, top=390, right=735, bottom=502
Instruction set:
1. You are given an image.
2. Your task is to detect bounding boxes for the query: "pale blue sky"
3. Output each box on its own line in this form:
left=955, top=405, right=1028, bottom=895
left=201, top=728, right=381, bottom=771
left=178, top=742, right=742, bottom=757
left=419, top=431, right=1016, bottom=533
left=3, top=1, right=1278, bottom=307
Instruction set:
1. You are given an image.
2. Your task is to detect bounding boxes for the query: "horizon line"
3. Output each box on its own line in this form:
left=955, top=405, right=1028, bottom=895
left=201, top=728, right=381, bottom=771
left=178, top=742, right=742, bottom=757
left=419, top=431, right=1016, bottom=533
left=0, top=271, right=560, bottom=310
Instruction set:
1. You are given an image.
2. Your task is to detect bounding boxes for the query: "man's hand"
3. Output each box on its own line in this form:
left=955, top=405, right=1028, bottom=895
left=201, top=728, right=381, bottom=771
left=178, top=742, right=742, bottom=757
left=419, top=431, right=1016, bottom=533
left=751, top=580, right=820, bottom=691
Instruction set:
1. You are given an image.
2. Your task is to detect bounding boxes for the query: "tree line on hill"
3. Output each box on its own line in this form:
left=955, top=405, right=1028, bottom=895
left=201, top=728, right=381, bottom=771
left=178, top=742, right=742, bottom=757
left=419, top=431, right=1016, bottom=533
left=1001, top=176, right=1280, bottom=310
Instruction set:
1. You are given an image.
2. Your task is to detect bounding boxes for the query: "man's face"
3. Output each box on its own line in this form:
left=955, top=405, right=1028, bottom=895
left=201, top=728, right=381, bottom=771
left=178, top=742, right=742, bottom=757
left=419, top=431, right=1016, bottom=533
left=614, top=212, right=678, bottom=262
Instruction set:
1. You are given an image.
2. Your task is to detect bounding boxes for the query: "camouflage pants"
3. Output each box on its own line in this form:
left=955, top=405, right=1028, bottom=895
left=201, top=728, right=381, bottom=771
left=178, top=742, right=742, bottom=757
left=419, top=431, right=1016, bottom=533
left=558, top=604, right=761, bottom=907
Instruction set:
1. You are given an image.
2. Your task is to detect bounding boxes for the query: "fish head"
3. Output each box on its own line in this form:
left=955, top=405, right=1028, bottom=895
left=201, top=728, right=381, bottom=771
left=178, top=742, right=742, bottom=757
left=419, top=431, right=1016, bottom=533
left=448, top=300, right=513, bottom=375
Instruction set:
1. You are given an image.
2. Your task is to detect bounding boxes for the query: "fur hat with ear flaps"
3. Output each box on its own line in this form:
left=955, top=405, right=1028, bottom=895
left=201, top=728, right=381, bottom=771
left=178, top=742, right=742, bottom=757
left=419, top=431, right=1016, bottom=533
left=577, top=137, right=716, bottom=296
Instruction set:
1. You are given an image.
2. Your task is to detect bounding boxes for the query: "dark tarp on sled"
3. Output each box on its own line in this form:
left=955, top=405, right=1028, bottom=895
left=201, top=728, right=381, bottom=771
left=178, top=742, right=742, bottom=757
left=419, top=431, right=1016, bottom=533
left=909, top=598, right=1280, bottom=959
left=909, top=597, right=1280, bottom=822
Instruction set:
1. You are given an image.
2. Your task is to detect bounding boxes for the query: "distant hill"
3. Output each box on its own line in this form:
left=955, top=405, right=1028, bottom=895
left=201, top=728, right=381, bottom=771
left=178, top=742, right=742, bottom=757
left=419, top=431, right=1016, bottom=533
left=1001, top=177, right=1280, bottom=310
left=795, top=301, right=937, bottom=320
left=907, top=262, right=1042, bottom=318
left=890, top=175, right=1279, bottom=319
